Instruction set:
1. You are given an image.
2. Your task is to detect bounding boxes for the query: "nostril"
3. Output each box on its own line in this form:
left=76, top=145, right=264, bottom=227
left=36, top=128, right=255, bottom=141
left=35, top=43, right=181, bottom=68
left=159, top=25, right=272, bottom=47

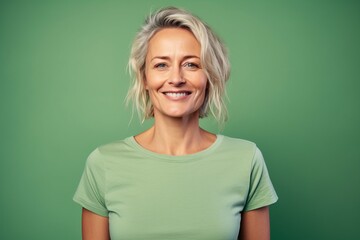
left=170, top=81, right=186, bottom=86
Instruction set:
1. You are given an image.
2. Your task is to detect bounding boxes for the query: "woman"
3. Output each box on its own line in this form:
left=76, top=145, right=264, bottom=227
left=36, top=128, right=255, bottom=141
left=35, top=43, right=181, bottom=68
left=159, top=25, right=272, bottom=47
left=74, top=6, right=278, bottom=240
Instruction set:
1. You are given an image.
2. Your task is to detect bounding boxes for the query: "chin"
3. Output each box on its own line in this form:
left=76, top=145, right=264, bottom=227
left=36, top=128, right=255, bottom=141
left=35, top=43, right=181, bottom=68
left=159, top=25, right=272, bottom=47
left=166, top=110, right=199, bottom=119
left=154, top=109, right=199, bottom=119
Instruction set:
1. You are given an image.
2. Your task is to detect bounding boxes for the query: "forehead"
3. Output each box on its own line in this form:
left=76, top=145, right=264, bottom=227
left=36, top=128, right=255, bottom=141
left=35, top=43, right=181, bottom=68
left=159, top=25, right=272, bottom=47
left=147, top=28, right=201, bottom=58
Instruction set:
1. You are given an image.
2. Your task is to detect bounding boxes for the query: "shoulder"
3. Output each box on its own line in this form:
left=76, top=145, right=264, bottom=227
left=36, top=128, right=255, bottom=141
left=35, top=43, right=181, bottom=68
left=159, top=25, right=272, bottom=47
left=219, top=135, right=258, bottom=158
left=220, top=136, right=270, bottom=175
left=220, top=135, right=256, bottom=147
left=96, top=137, right=134, bottom=155
left=85, top=137, right=135, bottom=168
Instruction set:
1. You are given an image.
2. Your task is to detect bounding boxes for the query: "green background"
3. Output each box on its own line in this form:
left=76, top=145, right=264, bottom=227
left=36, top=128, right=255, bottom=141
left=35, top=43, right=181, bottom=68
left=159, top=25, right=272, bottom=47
left=1, top=0, right=359, bottom=239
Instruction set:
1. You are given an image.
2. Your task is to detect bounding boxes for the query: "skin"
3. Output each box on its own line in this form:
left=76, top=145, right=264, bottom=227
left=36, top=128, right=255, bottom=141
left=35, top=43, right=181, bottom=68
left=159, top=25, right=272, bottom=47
left=82, top=208, right=109, bottom=240
left=239, top=207, right=270, bottom=240
left=82, top=28, right=271, bottom=240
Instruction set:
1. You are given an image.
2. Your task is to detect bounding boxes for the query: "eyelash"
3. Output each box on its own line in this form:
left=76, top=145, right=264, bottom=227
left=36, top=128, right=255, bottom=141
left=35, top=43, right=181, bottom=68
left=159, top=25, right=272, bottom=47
left=183, top=62, right=200, bottom=69
left=154, top=63, right=167, bottom=69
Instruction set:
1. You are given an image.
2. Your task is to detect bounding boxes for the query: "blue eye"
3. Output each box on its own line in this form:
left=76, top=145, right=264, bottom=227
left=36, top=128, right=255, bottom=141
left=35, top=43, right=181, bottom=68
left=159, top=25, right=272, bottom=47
left=155, top=63, right=167, bottom=69
left=183, top=62, right=199, bottom=69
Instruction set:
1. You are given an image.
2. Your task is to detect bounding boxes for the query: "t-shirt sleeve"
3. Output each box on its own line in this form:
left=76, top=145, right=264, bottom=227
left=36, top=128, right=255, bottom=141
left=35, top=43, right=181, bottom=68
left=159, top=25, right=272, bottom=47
left=73, top=148, right=108, bottom=217
left=243, top=147, right=278, bottom=211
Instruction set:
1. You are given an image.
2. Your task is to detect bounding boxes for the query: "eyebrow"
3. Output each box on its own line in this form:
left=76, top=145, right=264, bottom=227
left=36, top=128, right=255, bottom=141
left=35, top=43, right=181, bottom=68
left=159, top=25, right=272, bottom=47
left=150, top=55, right=200, bottom=62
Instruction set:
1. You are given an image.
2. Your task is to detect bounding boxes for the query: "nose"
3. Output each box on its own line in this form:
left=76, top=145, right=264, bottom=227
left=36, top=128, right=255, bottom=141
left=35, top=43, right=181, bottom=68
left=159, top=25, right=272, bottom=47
left=168, top=66, right=185, bottom=86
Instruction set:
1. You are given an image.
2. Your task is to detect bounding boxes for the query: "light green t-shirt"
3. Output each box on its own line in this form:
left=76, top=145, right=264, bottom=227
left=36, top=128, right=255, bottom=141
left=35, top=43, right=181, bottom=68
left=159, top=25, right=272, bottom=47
left=73, top=135, right=278, bottom=240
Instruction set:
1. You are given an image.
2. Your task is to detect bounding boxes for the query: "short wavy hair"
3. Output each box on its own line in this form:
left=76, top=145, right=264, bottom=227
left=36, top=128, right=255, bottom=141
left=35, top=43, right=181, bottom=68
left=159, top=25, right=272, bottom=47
left=126, top=6, right=230, bottom=125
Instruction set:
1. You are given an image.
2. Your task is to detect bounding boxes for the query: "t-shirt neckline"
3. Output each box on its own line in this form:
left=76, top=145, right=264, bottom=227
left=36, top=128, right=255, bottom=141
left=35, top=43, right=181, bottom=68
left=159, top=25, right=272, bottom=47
left=125, top=134, right=224, bottom=162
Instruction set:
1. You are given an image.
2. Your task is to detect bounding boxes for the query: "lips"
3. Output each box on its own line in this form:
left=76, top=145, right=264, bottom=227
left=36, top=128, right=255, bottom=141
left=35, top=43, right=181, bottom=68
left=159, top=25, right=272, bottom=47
left=162, top=91, right=192, bottom=98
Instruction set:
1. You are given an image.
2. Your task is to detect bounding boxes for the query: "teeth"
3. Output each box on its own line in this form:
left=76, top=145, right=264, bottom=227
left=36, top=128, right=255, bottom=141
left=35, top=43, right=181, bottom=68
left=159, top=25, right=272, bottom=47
left=165, top=92, right=188, bottom=98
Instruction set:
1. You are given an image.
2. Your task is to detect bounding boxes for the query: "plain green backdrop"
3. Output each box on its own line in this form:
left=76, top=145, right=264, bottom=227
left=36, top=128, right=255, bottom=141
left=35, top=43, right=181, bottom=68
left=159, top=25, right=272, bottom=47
left=1, top=0, right=359, bottom=239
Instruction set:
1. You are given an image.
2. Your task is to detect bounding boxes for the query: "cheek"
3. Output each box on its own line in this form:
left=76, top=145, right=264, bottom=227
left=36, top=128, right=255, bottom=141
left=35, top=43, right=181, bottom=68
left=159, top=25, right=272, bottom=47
left=198, top=77, right=208, bottom=94
left=144, top=71, right=164, bottom=90
left=144, top=75, right=155, bottom=91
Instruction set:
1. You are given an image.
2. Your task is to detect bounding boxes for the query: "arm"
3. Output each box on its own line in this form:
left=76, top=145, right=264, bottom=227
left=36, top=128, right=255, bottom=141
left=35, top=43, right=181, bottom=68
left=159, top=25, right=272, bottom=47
left=239, top=206, right=270, bottom=240
left=82, top=208, right=110, bottom=240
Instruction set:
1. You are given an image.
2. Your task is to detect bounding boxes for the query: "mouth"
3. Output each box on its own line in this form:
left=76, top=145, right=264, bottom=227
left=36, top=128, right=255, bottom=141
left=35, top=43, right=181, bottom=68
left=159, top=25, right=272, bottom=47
left=162, top=91, right=192, bottom=98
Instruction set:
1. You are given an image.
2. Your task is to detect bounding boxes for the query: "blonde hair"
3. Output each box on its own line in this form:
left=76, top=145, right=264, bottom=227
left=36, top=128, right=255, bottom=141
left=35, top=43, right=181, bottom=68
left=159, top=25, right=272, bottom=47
left=127, top=6, right=230, bottom=125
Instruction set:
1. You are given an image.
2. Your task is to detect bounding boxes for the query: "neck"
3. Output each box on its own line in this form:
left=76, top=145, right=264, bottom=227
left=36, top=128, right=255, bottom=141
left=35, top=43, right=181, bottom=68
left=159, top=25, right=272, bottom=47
left=136, top=113, right=216, bottom=156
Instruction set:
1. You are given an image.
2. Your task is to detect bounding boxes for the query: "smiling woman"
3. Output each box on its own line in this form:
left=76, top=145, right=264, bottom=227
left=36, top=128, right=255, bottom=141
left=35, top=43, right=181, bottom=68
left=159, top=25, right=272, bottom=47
left=73, top=6, right=278, bottom=240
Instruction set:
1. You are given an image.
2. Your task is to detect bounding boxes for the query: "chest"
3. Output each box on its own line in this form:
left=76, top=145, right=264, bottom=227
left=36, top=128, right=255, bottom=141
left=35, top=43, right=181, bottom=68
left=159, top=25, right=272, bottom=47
left=105, top=158, right=250, bottom=240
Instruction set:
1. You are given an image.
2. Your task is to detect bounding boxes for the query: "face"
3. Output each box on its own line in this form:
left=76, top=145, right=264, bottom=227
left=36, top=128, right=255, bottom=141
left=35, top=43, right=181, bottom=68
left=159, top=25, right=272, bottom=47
left=145, top=28, right=207, bottom=120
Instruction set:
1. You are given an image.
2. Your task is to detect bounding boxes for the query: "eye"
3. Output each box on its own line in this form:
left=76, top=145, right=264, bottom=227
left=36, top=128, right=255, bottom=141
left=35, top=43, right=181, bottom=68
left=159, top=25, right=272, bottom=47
left=183, top=62, right=200, bottom=70
left=154, top=63, right=167, bottom=70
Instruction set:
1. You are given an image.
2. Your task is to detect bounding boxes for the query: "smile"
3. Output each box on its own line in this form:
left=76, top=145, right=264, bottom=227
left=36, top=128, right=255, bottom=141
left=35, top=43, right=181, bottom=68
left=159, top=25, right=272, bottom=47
left=163, top=91, right=192, bottom=98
